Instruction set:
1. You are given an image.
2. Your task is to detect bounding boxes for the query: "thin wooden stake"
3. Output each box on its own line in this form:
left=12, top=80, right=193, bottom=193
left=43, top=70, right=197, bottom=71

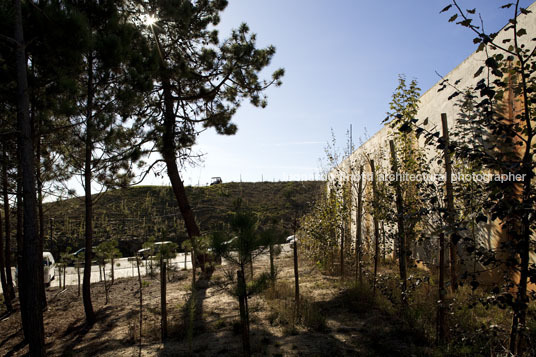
left=441, top=113, right=458, bottom=292
left=389, top=140, right=407, bottom=302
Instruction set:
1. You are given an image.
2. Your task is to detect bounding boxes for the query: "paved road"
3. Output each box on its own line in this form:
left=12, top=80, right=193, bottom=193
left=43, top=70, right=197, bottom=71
left=0, top=244, right=293, bottom=292
left=54, top=252, right=195, bottom=288
left=0, top=252, right=193, bottom=292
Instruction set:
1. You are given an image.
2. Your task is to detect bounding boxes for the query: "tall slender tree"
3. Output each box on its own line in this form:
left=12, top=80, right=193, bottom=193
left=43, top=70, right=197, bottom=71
left=440, top=2, right=536, bottom=352
left=24, top=1, right=88, bottom=306
left=354, top=164, right=364, bottom=283
left=61, top=1, right=154, bottom=324
left=1, top=128, right=16, bottom=303
left=389, top=140, right=407, bottom=302
left=135, top=0, right=283, bottom=258
left=0, top=209, right=12, bottom=312
left=13, top=0, right=45, bottom=354
left=0, top=6, right=17, bottom=307
left=385, top=75, right=424, bottom=291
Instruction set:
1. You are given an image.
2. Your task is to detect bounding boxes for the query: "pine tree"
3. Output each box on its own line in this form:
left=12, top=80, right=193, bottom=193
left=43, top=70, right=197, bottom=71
left=60, top=1, right=154, bottom=324
left=132, top=0, right=283, bottom=263
left=13, top=0, right=45, bottom=354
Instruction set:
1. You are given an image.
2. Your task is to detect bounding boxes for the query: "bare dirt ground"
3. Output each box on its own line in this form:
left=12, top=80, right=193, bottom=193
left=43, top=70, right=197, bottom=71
left=0, top=248, right=432, bottom=356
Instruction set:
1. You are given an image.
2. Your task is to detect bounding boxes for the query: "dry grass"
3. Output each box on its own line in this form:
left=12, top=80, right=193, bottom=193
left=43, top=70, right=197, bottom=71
left=6, top=245, right=530, bottom=356
left=263, top=281, right=327, bottom=334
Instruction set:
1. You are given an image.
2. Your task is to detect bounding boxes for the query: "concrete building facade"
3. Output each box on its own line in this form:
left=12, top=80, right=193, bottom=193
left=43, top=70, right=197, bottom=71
left=328, top=2, right=536, bottom=280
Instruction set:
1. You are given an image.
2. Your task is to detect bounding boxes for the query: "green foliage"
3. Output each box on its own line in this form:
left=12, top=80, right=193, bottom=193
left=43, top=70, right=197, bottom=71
left=155, top=241, right=178, bottom=261
left=96, top=239, right=121, bottom=264
left=132, top=0, right=284, bottom=183
left=386, top=76, right=427, bottom=249
left=212, top=199, right=268, bottom=269
left=246, top=272, right=271, bottom=297
left=385, top=74, right=421, bottom=130
left=438, top=3, right=536, bottom=353
left=59, top=248, right=73, bottom=266
left=299, top=186, right=341, bottom=272
left=55, top=1, right=154, bottom=191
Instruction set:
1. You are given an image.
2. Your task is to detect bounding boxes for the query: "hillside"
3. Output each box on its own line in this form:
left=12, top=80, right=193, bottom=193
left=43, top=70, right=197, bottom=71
left=44, top=181, right=325, bottom=258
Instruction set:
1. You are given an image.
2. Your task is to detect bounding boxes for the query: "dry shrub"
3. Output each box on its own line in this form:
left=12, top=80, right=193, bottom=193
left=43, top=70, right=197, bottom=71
left=363, top=267, right=536, bottom=355
left=300, top=297, right=327, bottom=332
left=342, top=282, right=379, bottom=314
left=264, top=281, right=294, bottom=300
left=126, top=319, right=138, bottom=344
left=445, top=285, right=513, bottom=355
left=263, top=281, right=326, bottom=333
left=143, top=316, right=161, bottom=341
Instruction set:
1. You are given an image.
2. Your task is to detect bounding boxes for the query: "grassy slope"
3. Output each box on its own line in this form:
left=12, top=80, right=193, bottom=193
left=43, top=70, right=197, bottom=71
left=44, top=181, right=324, bottom=257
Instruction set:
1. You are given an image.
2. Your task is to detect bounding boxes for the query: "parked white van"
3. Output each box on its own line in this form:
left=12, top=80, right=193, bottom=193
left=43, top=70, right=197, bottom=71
left=43, top=252, right=56, bottom=286
left=15, top=251, right=56, bottom=286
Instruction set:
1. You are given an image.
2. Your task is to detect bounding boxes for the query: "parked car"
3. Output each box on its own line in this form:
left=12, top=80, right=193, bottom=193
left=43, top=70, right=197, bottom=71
left=137, top=247, right=151, bottom=260
left=210, top=177, right=222, bottom=185
left=72, top=247, right=85, bottom=257
left=286, top=235, right=297, bottom=247
left=72, top=246, right=97, bottom=258
left=137, top=241, right=174, bottom=260
left=15, top=251, right=56, bottom=286
left=69, top=247, right=96, bottom=265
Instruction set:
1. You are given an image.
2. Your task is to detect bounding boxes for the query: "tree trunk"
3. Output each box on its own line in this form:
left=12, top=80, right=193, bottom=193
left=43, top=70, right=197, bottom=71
left=382, top=221, right=386, bottom=263
left=370, top=160, right=380, bottom=296
left=111, top=256, right=114, bottom=285
left=35, top=108, right=46, bottom=309
left=509, top=62, right=533, bottom=354
left=160, top=255, right=167, bottom=341
left=82, top=52, right=96, bottom=325
left=340, top=222, right=344, bottom=277
left=441, top=114, right=458, bottom=293
left=237, top=269, right=250, bottom=357
left=2, top=143, right=15, bottom=302
left=37, top=182, right=46, bottom=307
left=389, top=140, right=407, bottom=302
left=155, top=38, right=203, bottom=278
left=269, top=244, right=275, bottom=283
left=14, top=0, right=46, bottom=353
left=58, top=265, right=61, bottom=288
left=355, top=165, right=363, bottom=284
left=510, top=156, right=532, bottom=355
left=136, top=256, right=143, bottom=348
left=103, top=261, right=108, bottom=305
left=248, top=252, right=253, bottom=279
left=0, top=210, right=12, bottom=312
left=16, top=173, right=22, bottom=270
left=293, top=233, right=300, bottom=316
left=191, top=248, right=196, bottom=287
left=77, top=264, right=81, bottom=296
left=159, top=67, right=200, bottom=239
left=437, top=232, right=446, bottom=344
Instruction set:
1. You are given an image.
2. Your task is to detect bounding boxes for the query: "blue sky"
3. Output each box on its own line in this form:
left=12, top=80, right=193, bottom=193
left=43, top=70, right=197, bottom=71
left=142, top=0, right=534, bottom=186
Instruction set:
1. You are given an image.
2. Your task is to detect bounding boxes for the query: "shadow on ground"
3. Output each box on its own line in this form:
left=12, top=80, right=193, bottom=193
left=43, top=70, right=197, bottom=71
left=57, top=305, right=138, bottom=356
